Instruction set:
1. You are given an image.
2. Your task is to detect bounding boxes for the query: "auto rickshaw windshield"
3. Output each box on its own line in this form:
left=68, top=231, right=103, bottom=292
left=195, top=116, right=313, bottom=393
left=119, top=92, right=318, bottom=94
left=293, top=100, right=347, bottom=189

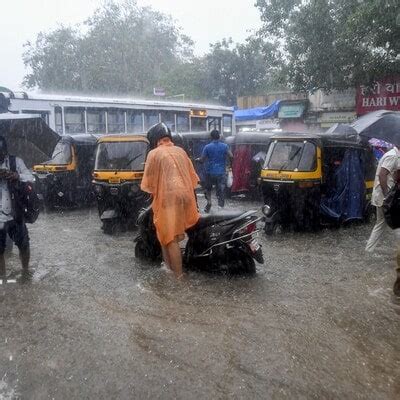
left=46, top=141, right=72, bottom=165
left=264, top=140, right=317, bottom=171
left=95, top=141, right=148, bottom=171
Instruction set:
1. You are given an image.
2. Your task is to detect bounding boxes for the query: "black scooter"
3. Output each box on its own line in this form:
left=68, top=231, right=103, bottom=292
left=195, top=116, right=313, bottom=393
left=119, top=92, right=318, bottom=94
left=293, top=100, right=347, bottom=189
left=134, top=207, right=264, bottom=274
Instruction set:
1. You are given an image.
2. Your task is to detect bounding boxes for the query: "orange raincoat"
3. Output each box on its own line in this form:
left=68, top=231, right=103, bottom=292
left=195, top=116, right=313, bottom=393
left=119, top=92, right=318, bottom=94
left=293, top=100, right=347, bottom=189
left=141, top=140, right=200, bottom=246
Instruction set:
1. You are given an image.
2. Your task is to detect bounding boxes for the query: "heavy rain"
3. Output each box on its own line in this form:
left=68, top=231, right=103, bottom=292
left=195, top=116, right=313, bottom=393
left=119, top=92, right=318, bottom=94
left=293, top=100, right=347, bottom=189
left=1, top=1, right=400, bottom=399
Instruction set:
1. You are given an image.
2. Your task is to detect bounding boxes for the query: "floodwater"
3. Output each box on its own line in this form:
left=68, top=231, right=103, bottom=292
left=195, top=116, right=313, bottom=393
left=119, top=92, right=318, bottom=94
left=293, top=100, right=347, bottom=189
left=1, top=197, right=400, bottom=399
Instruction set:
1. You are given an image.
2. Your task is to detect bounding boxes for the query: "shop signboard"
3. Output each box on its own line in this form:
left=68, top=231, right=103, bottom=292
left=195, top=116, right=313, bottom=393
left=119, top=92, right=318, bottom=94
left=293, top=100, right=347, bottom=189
left=278, top=103, right=306, bottom=119
left=319, top=112, right=356, bottom=128
left=356, top=76, right=400, bottom=115
left=256, top=119, right=280, bottom=130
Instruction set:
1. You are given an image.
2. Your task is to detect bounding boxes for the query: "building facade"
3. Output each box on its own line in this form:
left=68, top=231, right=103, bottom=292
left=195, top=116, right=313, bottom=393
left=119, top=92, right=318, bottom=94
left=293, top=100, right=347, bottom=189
left=236, top=77, right=400, bottom=132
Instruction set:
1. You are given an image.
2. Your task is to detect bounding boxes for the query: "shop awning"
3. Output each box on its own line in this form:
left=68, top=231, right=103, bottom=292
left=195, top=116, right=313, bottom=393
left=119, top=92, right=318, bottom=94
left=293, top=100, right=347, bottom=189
left=234, top=100, right=281, bottom=122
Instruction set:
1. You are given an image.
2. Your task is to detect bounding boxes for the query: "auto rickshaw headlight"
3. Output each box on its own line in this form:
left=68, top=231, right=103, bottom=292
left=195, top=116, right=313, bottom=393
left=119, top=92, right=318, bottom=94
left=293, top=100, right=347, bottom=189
left=94, top=184, right=103, bottom=194
left=262, top=205, right=272, bottom=216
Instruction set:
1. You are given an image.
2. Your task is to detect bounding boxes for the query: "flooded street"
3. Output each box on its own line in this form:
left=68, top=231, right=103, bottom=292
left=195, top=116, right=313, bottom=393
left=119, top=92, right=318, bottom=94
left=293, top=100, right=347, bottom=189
left=1, top=198, right=400, bottom=399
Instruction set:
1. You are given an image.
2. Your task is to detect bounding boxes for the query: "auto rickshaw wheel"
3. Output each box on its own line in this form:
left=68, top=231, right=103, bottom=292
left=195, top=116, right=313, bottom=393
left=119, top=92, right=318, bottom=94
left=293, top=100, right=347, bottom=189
left=364, top=204, right=376, bottom=224
left=102, top=220, right=116, bottom=235
left=264, top=222, right=283, bottom=235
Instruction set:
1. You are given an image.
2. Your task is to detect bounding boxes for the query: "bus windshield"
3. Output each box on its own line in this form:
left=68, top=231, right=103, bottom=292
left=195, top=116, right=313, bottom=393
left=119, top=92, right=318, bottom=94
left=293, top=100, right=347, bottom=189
left=264, top=141, right=317, bottom=172
left=46, top=142, right=72, bottom=165
left=95, top=141, right=148, bottom=171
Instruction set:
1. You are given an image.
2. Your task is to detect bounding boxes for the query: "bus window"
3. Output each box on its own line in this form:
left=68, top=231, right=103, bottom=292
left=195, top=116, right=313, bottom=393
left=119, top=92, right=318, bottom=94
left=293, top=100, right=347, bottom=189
left=55, top=107, right=63, bottom=134
left=144, top=111, right=160, bottom=130
left=127, top=110, right=143, bottom=133
left=176, top=112, right=189, bottom=132
left=208, top=117, right=221, bottom=132
left=107, top=110, right=125, bottom=133
left=191, top=117, right=206, bottom=132
left=87, top=109, right=106, bottom=134
left=223, top=115, right=232, bottom=135
left=160, top=111, right=175, bottom=131
left=65, top=108, right=85, bottom=134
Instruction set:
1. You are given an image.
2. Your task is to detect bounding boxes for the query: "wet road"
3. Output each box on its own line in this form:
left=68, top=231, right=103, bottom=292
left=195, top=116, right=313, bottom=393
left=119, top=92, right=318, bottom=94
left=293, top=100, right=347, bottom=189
left=1, top=197, right=400, bottom=399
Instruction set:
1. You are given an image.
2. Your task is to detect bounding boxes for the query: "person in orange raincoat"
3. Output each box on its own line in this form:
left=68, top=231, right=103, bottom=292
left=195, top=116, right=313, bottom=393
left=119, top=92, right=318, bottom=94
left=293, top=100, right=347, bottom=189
left=141, top=123, right=200, bottom=278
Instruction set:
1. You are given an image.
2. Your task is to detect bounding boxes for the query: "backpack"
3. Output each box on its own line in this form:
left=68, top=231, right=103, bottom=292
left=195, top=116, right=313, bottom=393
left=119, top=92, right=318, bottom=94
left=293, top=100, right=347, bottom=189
left=383, top=184, right=400, bottom=230
left=8, top=155, right=40, bottom=224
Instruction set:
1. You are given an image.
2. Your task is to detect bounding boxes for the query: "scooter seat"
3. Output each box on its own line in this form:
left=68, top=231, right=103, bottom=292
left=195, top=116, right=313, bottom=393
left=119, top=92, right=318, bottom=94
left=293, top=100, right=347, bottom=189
left=194, top=211, right=247, bottom=228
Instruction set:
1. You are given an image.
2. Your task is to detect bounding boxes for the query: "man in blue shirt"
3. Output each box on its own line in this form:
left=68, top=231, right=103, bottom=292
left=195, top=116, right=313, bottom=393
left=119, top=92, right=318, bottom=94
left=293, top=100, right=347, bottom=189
left=199, top=130, right=233, bottom=213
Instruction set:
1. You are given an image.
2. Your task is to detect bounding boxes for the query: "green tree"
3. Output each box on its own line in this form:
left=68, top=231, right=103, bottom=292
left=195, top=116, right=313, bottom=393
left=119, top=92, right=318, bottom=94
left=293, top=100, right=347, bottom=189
left=23, top=26, right=83, bottom=91
left=159, top=61, right=209, bottom=101
left=158, top=37, right=275, bottom=105
left=256, top=0, right=400, bottom=92
left=23, top=0, right=193, bottom=95
left=199, top=37, right=274, bottom=105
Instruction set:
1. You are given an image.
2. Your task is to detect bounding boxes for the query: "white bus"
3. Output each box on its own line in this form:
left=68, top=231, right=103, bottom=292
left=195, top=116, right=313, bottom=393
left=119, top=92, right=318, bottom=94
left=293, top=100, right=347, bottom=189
left=3, top=92, right=234, bottom=136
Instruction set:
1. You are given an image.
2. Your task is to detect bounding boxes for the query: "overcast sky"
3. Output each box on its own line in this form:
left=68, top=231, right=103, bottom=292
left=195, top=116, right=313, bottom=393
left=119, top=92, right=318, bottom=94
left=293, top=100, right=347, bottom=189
left=0, top=0, right=262, bottom=91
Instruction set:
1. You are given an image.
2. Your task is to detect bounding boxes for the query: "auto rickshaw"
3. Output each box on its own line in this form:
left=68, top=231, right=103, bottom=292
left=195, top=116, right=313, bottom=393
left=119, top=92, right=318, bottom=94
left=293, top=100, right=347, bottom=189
left=33, top=134, right=99, bottom=209
left=92, top=134, right=149, bottom=234
left=260, top=129, right=376, bottom=234
left=226, top=131, right=275, bottom=198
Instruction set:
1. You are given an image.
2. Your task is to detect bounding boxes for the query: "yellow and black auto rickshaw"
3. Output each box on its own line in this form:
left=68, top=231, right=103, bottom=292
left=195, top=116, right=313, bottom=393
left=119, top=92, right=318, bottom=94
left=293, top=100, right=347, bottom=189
left=226, top=131, right=275, bottom=199
left=33, top=134, right=99, bottom=209
left=260, top=128, right=376, bottom=234
left=92, top=134, right=149, bottom=234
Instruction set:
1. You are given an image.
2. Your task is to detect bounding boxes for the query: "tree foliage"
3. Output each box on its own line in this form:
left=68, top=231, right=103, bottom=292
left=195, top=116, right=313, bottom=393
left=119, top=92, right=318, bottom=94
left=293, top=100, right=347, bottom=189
left=160, top=37, right=277, bottom=105
left=256, top=0, right=400, bottom=92
left=23, top=0, right=193, bottom=95
left=23, top=27, right=83, bottom=91
left=22, top=0, right=273, bottom=105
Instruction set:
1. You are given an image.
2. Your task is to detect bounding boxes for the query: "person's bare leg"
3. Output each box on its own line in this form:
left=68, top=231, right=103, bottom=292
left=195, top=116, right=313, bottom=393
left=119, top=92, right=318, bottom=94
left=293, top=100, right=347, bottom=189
left=166, top=241, right=183, bottom=278
left=161, top=245, right=172, bottom=269
left=0, top=253, right=5, bottom=278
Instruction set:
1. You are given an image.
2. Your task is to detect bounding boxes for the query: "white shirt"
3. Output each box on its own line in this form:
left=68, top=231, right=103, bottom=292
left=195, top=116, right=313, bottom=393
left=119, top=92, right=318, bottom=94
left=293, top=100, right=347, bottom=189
left=371, top=147, right=400, bottom=207
left=0, top=156, right=34, bottom=223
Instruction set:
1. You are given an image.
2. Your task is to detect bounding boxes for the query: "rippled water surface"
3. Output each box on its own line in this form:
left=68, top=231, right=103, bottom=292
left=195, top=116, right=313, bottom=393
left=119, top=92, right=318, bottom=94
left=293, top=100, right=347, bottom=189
left=1, top=198, right=399, bottom=399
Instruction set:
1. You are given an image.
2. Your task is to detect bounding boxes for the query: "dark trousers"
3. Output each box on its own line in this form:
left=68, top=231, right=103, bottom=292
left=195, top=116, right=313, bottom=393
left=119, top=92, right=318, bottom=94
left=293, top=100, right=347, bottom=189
left=0, top=220, right=30, bottom=254
left=204, top=174, right=226, bottom=207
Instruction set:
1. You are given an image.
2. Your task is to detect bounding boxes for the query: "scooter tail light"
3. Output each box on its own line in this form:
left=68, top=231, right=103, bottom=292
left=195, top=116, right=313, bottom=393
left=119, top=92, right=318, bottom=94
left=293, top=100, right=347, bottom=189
left=246, top=222, right=256, bottom=234
left=237, top=222, right=256, bottom=236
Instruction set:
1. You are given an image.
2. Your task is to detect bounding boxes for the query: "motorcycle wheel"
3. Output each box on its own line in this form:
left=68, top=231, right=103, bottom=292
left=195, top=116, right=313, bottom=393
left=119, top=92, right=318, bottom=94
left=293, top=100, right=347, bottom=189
left=134, top=239, right=146, bottom=259
left=135, top=237, right=162, bottom=261
left=226, top=248, right=256, bottom=275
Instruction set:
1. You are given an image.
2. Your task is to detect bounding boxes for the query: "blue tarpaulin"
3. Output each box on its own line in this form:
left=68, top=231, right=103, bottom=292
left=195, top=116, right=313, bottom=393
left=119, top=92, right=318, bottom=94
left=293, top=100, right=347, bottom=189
left=234, top=100, right=281, bottom=122
left=320, top=149, right=365, bottom=221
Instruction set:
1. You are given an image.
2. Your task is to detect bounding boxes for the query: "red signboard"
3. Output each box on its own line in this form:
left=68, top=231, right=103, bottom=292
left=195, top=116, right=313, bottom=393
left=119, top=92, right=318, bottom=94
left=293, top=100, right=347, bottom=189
left=356, top=76, right=400, bottom=115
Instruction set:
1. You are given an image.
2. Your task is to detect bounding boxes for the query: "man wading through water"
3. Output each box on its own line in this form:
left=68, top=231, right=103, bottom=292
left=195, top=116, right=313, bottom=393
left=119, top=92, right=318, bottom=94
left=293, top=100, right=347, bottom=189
left=141, top=123, right=200, bottom=279
left=0, top=136, right=34, bottom=279
left=365, top=142, right=400, bottom=295
left=198, top=129, right=233, bottom=213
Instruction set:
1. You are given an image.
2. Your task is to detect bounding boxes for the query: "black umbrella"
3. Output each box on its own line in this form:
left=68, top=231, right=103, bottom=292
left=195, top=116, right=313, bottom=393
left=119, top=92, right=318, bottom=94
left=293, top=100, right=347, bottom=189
left=0, top=113, right=60, bottom=167
left=323, top=123, right=360, bottom=143
left=351, top=110, right=400, bottom=146
left=325, top=123, right=358, bottom=137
